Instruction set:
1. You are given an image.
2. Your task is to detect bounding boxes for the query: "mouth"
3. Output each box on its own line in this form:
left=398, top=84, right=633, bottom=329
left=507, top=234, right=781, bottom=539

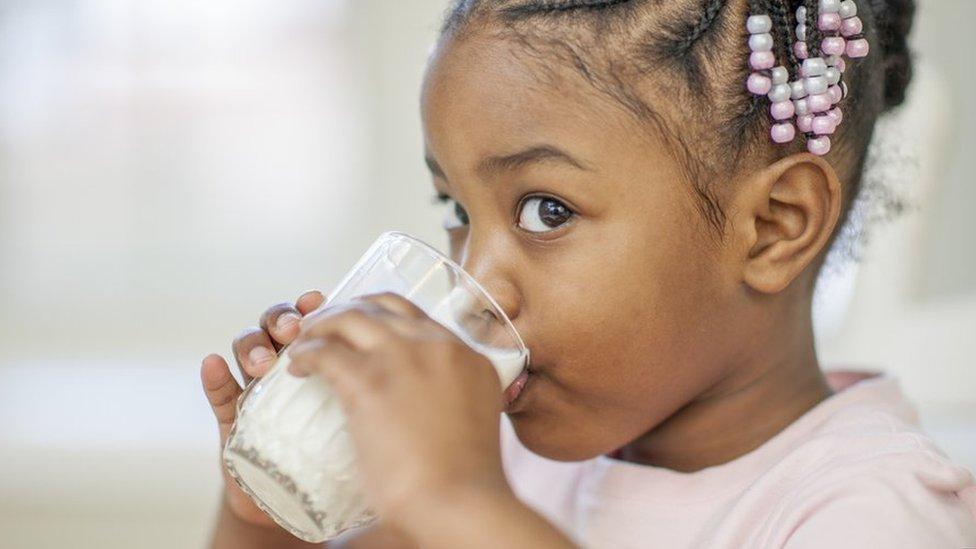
left=503, top=365, right=534, bottom=411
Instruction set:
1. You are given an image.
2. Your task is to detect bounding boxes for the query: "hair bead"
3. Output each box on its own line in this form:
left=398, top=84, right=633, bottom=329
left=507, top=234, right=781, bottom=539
left=838, top=0, right=857, bottom=18
left=744, top=0, right=869, bottom=155
left=771, top=100, right=796, bottom=120
left=771, top=123, right=797, bottom=143
left=807, top=135, right=831, bottom=155
left=747, top=14, right=773, bottom=34
left=821, top=36, right=846, bottom=56
left=768, top=83, right=792, bottom=103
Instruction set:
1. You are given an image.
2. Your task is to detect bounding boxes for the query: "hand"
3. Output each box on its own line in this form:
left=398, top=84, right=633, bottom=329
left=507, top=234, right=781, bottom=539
left=200, top=289, right=325, bottom=529
left=287, top=292, right=513, bottom=534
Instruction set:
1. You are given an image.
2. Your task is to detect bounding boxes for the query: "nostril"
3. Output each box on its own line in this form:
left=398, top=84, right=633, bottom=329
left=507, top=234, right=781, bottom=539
left=481, top=308, right=499, bottom=322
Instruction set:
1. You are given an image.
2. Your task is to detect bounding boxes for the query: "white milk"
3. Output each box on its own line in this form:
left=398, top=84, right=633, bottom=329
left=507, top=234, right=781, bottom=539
left=224, top=317, right=527, bottom=542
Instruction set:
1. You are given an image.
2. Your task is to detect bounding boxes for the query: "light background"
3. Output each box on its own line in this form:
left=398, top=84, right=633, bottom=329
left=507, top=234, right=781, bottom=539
left=0, top=1, right=973, bottom=547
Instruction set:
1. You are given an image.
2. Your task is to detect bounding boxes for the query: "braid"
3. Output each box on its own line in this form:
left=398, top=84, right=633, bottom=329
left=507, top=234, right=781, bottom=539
left=804, top=0, right=820, bottom=57
left=678, top=0, right=725, bottom=52
left=768, top=0, right=799, bottom=79
left=500, top=0, right=631, bottom=17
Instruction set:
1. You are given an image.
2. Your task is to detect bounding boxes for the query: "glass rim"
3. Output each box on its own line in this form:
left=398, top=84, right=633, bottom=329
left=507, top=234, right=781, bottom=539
left=379, top=231, right=530, bottom=364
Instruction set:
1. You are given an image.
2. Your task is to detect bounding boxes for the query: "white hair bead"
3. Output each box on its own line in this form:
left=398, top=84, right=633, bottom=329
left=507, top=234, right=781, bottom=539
left=791, top=80, right=808, bottom=100
left=804, top=76, right=829, bottom=96
left=748, top=33, right=774, bottom=52
left=824, top=67, right=842, bottom=85
left=839, top=0, right=857, bottom=19
left=801, top=57, right=827, bottom=77
left=796, top=23, right=807, bottom=41
left=768, top=83, right=792, bottom=103
left=819, top=0, right=841, bottom=13
left=747, top=15, right=773, bottom=34
left=794, top=98, right=811, bottom=116
left=770, top=66, right=790, bottom=85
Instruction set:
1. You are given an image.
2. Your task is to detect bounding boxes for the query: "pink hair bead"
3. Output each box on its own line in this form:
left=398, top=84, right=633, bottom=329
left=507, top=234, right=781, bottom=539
left=827, top=107, right=844, bottom=125
left=794, top=41, right=809, bottom=60
left=807, top=136, right=831, bottom=156
left=750, top=51, right=776, bottom=70
left=812, top=115, right=836, bottom=135
left=771, top=100, right=796, bottom=120
left=835, top=56, right=847, bottom=73
left=797, top=113, right=815, bottom=133
left=808, top=93, right=832, bottom=113
left=828, top=84, right=844, bottom=104
left=771, top=123, right=796, bottom=144
left=819, top=13, right=842, bottom=31
left=821, top=37, right=846, bottom=56
left=747, top=73, right=773, bottom=95
left=846, top=38, right=870, bottom=58
left=841, top=16, right=863, bottom=37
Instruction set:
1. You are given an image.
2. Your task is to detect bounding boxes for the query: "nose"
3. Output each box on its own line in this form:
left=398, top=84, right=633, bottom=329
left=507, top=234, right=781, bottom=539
left=457, top=234, right=521, bottom=324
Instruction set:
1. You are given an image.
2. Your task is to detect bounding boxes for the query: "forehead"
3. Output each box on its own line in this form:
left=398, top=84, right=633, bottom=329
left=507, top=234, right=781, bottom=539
left=420, top=30, right=658, bottom=174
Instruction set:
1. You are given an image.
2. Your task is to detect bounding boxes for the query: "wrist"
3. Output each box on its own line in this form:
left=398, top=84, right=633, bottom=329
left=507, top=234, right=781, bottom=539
left=385, top=480, right=519, bottom=544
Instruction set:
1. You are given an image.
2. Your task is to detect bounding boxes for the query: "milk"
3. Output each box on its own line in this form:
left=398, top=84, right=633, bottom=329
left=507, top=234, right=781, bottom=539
left=223, top=317, right=528, bottom=542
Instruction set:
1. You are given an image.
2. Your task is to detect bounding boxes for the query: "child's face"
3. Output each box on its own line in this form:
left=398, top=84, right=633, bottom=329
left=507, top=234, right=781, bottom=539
left=421, top=32, right=745, bottom=461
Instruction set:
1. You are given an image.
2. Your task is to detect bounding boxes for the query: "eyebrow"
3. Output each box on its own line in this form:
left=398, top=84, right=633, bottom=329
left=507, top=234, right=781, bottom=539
left=424, top=144, right=591, bottom=182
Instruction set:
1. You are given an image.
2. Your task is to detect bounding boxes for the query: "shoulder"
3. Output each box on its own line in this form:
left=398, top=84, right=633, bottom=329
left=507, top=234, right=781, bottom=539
left=761, top=405, right=976, bottom=548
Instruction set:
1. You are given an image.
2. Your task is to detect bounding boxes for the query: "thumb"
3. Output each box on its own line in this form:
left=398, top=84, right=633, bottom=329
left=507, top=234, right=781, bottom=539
left=201, top=353, right=243, bottom=445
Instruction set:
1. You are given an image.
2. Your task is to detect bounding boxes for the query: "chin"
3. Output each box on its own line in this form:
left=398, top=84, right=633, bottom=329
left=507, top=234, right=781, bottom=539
left=507, top=410, right=610, bottom=462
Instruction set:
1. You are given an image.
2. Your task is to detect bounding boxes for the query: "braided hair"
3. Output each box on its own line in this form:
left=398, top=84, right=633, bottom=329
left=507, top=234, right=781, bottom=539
left=440, top=0, right=916, bottom=234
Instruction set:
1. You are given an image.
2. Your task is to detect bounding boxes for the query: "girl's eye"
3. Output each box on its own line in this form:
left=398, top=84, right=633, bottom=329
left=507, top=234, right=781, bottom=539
left=517, top=196, right=575, bottom=233
left=432, top=193, right=469, bottom=230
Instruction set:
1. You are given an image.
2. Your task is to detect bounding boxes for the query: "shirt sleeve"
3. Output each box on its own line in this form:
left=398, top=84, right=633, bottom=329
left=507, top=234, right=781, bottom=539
left=782, top=466, right=976, bottom=549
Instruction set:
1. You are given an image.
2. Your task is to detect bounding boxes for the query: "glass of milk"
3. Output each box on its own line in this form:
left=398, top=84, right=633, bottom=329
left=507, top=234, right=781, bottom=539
left=222, top=231, right=530, bottom=543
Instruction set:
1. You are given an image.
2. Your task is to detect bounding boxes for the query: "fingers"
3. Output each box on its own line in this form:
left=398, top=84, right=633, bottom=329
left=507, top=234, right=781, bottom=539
left=200, top=354, right=243, bottom=444
left=225, top=290, right=326, bottom=385
left=294, top=305, right=417, bottom=356
left=354, top=292, right=428, bottom=320
left=287, top=335, right=369, bottom=413
left=232, top=327, right=279, bottom=382
left=258, top=302, right=303, bottom=351
left=296, top=289, right=325, bottom=315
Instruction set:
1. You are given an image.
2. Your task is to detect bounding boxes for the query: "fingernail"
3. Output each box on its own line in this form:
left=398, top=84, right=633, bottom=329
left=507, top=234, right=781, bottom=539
left=276, top=312, right=301, bottom=332
left=248, top=346, right=275, bottom=367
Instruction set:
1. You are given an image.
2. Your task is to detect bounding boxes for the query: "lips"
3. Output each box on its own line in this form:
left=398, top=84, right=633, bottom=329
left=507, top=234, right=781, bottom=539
left=503, top=367, right=533, bottom=411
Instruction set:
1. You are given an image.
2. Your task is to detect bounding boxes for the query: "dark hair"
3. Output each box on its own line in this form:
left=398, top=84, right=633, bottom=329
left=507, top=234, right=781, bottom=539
left=439, top=0, right=916, bottom=238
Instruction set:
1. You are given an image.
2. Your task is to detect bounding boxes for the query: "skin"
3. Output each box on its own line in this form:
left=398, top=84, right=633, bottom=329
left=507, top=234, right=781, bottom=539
left=201, top=22, right=846, bottom=549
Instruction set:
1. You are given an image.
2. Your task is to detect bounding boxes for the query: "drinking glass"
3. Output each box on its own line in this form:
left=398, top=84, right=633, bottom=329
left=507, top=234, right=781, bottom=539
left=223, top=231, right=529, bottom=542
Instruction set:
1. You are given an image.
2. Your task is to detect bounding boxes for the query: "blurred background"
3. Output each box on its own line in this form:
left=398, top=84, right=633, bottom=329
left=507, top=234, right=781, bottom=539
left=0, top=1, right=972, bottom=547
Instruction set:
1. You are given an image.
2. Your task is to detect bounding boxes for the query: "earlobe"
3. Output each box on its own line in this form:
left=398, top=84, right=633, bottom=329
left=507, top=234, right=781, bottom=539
left=738, top=154, right=843, bottom=294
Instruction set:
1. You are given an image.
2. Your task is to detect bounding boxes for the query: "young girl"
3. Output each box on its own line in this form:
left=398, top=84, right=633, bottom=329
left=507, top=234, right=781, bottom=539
left=200, top=0, right=976, bottom=547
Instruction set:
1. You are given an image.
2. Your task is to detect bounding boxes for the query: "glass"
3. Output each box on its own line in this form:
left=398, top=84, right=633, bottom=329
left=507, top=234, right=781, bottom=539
left=222, top=231, right=530, bottom=542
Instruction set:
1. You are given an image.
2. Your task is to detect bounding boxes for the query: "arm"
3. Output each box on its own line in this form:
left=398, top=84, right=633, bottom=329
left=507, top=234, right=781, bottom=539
left=394, top=485, right=577, bottom=549
left=209, top=496, right=325, bottom=549
left=210, top=497, right=420, bottom=549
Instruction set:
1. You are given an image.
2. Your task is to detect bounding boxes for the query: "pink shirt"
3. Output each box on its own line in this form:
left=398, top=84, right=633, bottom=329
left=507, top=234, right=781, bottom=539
left=501, top=370, right=976, bottom=548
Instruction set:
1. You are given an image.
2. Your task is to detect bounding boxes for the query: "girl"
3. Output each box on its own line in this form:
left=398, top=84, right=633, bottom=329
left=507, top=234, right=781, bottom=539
left=201, top=0, right=976, bottom=547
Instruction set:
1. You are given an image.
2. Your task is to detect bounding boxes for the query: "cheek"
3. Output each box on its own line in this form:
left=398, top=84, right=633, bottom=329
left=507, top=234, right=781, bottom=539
left=511, top=195, right=730, bottom=458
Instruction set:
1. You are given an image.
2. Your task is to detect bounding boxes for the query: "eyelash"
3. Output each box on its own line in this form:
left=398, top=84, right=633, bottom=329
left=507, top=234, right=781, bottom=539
left=431, top=192, right=576, bottom=232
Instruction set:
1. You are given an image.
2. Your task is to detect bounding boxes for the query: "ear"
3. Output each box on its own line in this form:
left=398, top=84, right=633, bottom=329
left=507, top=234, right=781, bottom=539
left=731, top=153, right=843, bottom=294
